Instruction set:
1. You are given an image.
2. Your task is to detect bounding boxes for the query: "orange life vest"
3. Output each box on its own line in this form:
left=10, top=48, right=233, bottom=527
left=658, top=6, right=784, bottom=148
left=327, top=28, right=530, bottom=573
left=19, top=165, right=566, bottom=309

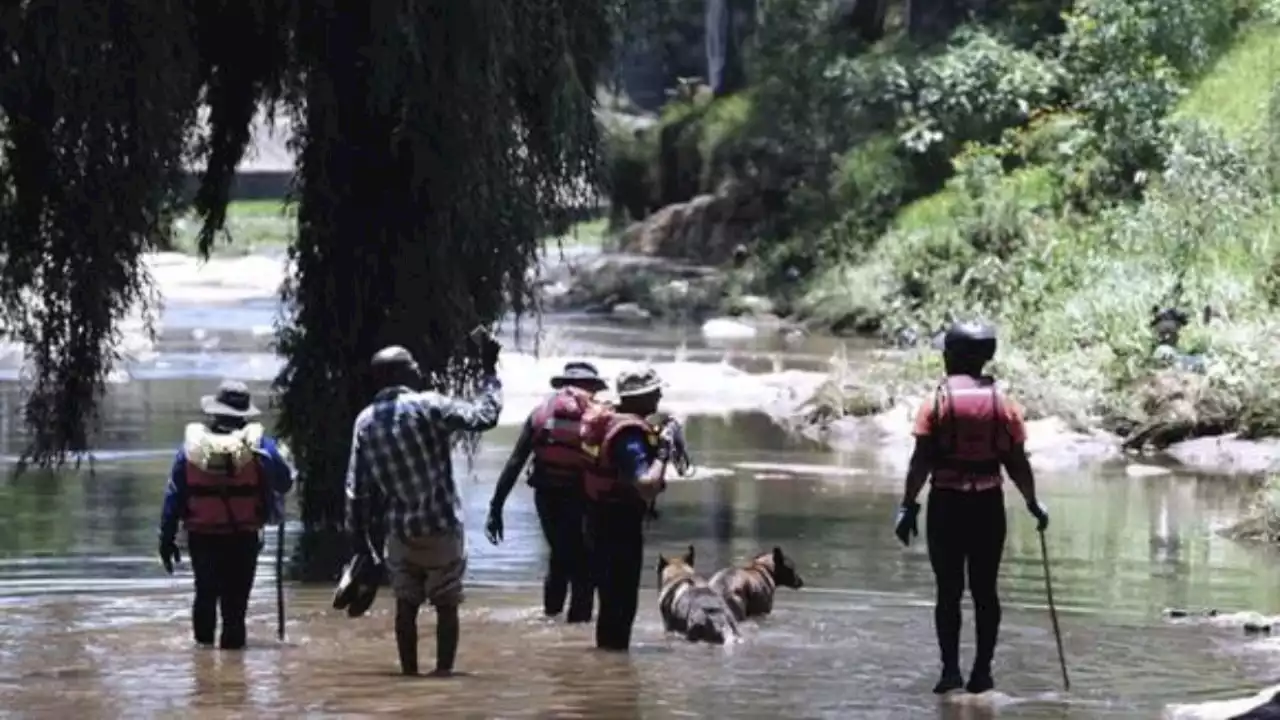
left=580, top=406, right=658, bottom=503
left=928, top=376, right=1006, bottom=492
left=183, top=423, right=267, bottom=534
left=528, top=387, right=597, bottom=488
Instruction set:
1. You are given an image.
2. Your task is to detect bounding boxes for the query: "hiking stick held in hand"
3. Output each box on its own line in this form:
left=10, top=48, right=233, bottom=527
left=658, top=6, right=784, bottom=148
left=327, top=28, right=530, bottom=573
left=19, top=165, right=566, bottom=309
left=276, top=512, right=286, bottom=642
left=1038, top=529, right=1069, bottom=691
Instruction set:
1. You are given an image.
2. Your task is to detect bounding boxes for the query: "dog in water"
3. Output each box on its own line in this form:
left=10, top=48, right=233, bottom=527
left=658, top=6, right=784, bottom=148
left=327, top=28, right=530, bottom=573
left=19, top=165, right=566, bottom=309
left=709, top=547, right=804, bottom=622
left=657, top=546, right=740, bottom=645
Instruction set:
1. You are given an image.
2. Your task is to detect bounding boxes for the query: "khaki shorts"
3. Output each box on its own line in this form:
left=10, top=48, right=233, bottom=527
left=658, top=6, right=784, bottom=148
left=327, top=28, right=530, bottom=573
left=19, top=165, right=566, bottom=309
left=386, top=530, right=467, bottom=608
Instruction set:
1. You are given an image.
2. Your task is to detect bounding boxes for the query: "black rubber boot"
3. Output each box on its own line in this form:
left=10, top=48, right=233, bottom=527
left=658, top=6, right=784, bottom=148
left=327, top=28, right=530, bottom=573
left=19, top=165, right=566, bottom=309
left=933, top=668, right=965, bottom=694
left=966, top=668, right=994, bottom=694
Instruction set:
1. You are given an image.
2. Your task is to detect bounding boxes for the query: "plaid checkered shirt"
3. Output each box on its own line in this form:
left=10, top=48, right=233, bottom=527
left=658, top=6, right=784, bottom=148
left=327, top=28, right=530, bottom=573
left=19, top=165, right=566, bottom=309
left=344, top=376, right=503, bottom=543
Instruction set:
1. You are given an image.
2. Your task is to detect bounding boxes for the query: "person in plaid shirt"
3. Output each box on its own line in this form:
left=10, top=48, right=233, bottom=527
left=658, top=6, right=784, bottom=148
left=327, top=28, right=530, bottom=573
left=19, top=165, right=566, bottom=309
left=345, top=339, right=503, bottom=677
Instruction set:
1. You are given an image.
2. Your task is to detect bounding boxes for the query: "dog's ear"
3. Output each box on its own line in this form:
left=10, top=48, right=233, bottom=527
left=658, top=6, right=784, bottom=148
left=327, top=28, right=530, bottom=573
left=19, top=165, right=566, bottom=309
left=657, top=554, right=669, bottom=571
left=772, top=546, right=785, bottom=563
left=683, top=545, right=695, bottom=566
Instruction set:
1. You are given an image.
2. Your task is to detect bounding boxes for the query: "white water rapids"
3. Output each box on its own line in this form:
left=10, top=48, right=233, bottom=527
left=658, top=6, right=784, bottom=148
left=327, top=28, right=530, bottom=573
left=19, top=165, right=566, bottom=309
left=0, top=252, right=827, bottom=425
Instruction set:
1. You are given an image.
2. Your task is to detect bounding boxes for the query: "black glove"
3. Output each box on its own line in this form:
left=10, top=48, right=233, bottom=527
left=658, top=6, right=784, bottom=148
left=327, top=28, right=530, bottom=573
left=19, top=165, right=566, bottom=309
left=1028, top=499, right=1050, bottom=532
left=485, top=506, right=504, bottom=545
left=894, top=502, right=920, bottom=547
left=159, top=538, right=181, bottom=575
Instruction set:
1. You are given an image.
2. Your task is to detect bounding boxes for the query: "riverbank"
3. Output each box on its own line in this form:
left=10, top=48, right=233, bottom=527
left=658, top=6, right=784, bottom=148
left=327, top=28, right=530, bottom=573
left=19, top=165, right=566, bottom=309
left=136, top=250, right=1280, bottom=479
left=593, top=4, right=1280, bottom=476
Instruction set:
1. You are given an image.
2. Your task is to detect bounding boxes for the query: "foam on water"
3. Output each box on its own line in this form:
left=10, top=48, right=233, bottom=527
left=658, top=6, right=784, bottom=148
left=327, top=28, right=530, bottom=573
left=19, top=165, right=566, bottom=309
left=1165, top=684, right=1280, bottom=719
left=496, top=355, right=822, bottom=426
left=0, top=253, right=828, bottom=424
left=145, top=251, right=288, bottom=306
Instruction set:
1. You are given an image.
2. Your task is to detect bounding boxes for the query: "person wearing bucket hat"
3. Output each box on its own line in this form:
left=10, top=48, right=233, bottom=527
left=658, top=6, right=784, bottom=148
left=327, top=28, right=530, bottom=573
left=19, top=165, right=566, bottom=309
left=577, top=365, right=676, bottom=651
left=893, top=321, right=1048, bottom=695
left=345, top=336, right=503, bottom=677
left=157, top=380, right=296, bottom=649
left=486, top=361, right=607, bottom=623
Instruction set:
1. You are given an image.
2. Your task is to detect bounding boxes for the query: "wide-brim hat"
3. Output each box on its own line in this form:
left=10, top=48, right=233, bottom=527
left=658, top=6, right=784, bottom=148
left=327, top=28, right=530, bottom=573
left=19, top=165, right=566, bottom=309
left=616, top=366, right=667, bottom=398
left=550, top=361, right=607, bottom=391
left=200, top=379, right=262, bottom=418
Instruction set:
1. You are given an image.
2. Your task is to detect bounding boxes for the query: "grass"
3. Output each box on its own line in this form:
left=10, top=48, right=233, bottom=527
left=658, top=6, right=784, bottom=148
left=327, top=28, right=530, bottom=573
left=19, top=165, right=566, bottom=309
left=169, top=199, right=293, bottom=256
left=169, top=200, right=610, bottom=257
left=1175, top=26, right=1280, bottom=138
left=541, top=216, right=610, bottom=250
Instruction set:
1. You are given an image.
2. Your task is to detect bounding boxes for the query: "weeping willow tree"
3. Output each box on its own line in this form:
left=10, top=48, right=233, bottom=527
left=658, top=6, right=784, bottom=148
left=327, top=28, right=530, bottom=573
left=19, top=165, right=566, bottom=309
left=0, top=0, right=618, bottom=580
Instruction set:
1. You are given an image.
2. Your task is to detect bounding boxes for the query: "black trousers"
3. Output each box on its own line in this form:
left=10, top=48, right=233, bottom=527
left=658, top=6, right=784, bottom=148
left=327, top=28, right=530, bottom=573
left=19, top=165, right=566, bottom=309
left=533, top=485, right=593, bottom=621
left=586, top=501, right=645, bottom=651
left=187, top=531, right=261, bottom=649
left=926, top=487, right=1007, bottom=674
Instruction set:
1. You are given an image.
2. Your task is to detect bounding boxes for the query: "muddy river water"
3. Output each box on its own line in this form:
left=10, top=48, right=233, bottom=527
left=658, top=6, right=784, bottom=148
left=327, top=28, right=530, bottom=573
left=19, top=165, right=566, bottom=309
left=1, top=256, right=1279, bottom=719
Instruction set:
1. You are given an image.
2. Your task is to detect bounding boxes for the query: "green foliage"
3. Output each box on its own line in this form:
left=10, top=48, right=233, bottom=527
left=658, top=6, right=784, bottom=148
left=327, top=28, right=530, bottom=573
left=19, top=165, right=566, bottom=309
left=170, top=200, right=294, bottom=256
left=1, top=0, right=615, bottom=579
left=826, top=29, right=1065, bottom=157
left=1057, top=0, right=1243, bottom=198
left=0, top=1, right=200, bottom=465
left=855, top=115, right=1280, bottom=434
left=1175, top=26, right=1280, bottom=139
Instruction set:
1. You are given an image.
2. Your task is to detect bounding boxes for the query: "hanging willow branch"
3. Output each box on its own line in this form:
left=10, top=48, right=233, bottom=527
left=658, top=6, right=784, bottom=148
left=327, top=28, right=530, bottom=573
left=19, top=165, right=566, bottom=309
left=274, top=0, right=616, bottom=578
left=1, top=0, right=624, bottom=579
left=0, top=1, right=201, bottom=469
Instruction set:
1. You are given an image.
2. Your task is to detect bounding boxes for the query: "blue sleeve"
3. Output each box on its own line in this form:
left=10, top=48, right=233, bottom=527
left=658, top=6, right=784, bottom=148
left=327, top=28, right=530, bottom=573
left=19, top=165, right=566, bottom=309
left=160, top=449, right=187, bottom=541
left=610, top=428, right=651, bottom=485
left=259, top=436, right=296, bottom=494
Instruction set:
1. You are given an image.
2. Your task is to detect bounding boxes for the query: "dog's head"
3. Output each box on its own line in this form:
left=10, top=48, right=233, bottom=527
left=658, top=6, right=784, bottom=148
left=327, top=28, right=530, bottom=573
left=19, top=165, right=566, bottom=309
left=657, top=545, right=696, bottom=587
left=767, top=546, right=804, bottom=589
left=1150, top=305, right=1191, bottom=346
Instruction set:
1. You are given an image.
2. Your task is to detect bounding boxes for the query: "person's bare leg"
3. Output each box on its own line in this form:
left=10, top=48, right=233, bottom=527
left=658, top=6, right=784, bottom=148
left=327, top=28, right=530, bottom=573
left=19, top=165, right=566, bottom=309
left=429, top=604, right=459, bottom=677
left=395, top=599, right=420, bottom=675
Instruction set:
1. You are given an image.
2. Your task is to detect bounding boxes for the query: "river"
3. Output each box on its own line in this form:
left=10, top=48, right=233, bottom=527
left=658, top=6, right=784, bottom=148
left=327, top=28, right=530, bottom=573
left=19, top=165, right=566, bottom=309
left=1, top=256, right=1278, bottom=719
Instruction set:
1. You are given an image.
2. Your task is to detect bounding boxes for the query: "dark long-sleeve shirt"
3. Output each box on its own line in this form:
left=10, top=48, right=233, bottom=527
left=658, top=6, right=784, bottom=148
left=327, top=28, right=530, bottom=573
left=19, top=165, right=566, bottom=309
left=159, top=432, right=296, bottom=542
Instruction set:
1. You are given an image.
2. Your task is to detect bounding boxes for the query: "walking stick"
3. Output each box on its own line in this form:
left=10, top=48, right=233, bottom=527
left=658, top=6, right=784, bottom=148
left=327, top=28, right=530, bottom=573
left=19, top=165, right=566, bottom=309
left=276, top=510, right=286, bottom=641
left=1038, top=529, right=1069, bottom=691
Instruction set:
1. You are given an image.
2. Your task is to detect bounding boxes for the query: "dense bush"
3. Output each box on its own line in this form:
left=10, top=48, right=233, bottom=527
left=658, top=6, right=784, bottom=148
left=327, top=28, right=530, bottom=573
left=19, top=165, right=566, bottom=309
left=603, top=0, right=1277, bottom=447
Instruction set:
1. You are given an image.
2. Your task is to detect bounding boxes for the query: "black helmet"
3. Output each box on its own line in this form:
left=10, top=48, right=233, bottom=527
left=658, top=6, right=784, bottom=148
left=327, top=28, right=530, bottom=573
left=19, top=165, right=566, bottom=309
left=333, top=552, right=383, bottom=618
left=942, top=321, right=997, bottom=362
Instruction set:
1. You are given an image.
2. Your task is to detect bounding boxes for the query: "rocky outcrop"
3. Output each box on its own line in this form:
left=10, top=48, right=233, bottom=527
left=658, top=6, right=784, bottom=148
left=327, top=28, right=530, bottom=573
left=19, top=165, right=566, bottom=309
left=617, top=183, right=765, bottom=265
left=540, top=253, right=730, bottom=321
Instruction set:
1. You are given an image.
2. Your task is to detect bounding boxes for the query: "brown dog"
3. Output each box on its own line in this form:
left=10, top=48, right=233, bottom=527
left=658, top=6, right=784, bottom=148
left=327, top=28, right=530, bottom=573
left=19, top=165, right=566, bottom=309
left=709, top=547, right=804, bottom=621
left=657, top=546, right=740, bottom=645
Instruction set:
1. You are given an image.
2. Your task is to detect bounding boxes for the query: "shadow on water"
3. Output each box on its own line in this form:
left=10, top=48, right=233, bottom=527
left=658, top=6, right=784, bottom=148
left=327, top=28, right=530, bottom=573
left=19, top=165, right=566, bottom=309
left=0, top=313, right=1279, bottom=716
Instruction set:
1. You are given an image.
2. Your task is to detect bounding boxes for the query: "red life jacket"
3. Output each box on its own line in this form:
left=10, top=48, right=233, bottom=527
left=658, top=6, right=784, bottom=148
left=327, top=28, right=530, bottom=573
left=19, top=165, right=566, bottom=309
left=928, top=376, right=1006, bottom=492
left=580, top=406, right=658, bottom=503
left=183, top=423, right=266, bottom=534
left=528, top=387, right=597, bottom=488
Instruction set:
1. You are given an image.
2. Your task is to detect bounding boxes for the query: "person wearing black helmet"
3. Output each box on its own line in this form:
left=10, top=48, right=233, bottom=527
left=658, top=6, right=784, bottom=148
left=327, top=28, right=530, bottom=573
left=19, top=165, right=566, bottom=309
left=894, top=321, right=1049, bottom=695
left=485, top=361, right=609, bottom=623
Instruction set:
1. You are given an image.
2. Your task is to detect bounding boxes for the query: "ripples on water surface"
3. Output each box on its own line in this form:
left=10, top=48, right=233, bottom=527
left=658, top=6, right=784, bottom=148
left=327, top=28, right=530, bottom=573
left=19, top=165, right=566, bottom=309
left=0, top=302, right=1278, bottom=718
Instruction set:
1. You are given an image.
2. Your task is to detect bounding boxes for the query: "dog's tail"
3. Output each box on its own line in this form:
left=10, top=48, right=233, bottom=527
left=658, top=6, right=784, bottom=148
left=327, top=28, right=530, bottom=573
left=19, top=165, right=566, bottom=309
left=687, top=604, right=739, bottom=645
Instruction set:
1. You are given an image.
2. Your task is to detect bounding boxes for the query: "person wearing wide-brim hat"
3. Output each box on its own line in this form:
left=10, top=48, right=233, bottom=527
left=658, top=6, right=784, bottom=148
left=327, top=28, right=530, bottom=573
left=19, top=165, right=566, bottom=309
left=549, top=361, right=609, bottom=392
left=486, top=361, right=608, bottom=624
left=578, top=365, right=673, bottom=652
left=157, top=379, right=296, bottom=649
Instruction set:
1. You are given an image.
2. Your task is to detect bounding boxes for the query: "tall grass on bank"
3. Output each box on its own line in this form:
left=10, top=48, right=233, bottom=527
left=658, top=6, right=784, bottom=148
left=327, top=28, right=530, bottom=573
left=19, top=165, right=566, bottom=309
left=806, top=111, right=1280, bottom=436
